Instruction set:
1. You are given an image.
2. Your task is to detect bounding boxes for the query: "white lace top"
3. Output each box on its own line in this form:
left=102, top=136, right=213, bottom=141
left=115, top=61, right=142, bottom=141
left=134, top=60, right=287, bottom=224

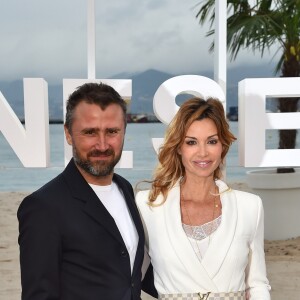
left=182, top=215, right=222, bottom=260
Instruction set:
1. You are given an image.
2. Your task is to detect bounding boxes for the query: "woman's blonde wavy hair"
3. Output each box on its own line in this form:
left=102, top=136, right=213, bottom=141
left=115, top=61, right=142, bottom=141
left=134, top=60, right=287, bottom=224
left=148, top=97, right=236, bottom=205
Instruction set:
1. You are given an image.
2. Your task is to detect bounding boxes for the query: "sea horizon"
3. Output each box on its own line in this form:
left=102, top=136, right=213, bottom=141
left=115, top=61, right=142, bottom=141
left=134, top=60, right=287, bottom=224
left=0, top=122, right=296, bottom=192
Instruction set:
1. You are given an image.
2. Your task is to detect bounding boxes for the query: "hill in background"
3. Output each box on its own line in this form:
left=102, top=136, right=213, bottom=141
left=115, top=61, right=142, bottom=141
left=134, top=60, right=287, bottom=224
left=0, top=64, right=276, bottom=121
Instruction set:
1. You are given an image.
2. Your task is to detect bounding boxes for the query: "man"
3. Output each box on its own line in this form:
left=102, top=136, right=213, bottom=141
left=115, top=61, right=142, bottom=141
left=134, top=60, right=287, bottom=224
left=18, top=82, right=153, bottom=300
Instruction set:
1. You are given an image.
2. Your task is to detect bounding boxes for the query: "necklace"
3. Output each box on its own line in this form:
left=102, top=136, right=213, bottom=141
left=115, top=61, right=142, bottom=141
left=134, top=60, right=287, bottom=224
left=180, top=185, right=220, bottom=260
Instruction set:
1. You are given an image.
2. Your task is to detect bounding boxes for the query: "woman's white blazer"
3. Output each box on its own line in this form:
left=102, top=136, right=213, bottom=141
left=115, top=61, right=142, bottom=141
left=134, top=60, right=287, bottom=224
left=136, top=180, right=271, bottom=299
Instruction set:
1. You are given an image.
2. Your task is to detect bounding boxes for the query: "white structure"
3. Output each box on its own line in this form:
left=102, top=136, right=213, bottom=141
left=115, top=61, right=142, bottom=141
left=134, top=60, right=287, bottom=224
left=239, top=77, right=300, bottom=167
left=214, top=0, right=227, bottom=101
left=0, top=79, right=49, bottom=167
left=239, top=78, right=300, bottom=240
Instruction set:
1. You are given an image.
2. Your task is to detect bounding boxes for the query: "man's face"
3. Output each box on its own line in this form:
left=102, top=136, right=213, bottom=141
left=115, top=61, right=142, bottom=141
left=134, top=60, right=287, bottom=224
left=65, top=102, right=125, bottom=185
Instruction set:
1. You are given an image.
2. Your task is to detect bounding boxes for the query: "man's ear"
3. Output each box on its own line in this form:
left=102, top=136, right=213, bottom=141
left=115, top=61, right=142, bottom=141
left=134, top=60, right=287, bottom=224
left=64, top=125, right=72, bottom=145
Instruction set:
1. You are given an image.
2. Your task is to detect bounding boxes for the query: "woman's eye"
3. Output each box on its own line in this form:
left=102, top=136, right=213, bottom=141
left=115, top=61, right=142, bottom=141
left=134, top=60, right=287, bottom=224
left=208, top=139, right=218, bottom=144
left=186, top=140, right=196, bottom=145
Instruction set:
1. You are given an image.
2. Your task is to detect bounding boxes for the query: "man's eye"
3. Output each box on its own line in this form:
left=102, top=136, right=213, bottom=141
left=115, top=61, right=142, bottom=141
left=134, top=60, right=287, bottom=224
left=107, top=129, right=119, bottom=135
left=84, top=130, right=95, bottom=135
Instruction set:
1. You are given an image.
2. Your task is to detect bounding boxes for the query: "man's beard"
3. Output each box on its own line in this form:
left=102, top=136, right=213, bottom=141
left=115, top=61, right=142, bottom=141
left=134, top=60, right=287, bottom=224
left=73, top=147, right=122, bottom=177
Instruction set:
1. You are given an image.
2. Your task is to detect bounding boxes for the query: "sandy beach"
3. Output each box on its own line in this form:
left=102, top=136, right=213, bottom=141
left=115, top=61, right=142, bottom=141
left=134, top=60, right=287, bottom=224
left=1, top=184, right=299, bottom=300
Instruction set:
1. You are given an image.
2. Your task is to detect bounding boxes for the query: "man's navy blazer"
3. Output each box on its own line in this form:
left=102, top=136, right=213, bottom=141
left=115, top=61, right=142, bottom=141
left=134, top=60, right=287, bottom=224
left=18, top=158, right=145, bottom=300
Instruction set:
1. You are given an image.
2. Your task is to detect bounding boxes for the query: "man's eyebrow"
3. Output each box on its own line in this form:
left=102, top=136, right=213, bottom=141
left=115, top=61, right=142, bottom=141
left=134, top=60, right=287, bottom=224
left=106, top=127, right=121, bottom=131
left=81, top=127, right=99, bottom=133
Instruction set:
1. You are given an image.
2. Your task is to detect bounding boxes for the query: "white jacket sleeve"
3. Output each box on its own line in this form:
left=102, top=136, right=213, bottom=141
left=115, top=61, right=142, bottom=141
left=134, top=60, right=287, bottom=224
left=245, top=197, right=271, bottom=300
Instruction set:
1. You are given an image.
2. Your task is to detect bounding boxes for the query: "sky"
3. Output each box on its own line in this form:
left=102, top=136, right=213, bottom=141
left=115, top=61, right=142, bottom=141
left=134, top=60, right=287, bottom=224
left=1, top=0, right=276, bottom=85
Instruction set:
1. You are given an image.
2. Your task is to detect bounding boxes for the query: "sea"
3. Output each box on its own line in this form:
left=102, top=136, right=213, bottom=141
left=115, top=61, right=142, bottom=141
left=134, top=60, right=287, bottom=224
left=0, top=122, right=292, bottom=192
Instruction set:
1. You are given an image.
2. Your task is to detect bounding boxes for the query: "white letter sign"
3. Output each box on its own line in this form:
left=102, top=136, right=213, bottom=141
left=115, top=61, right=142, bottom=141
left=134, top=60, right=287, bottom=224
left=0, top=78, right=49, bottom=167
left=239, top=77, right=300, bottom=167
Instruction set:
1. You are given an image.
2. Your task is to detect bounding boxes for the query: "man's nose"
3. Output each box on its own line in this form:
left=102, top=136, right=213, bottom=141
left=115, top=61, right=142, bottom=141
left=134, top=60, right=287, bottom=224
left=95, top=133, right=109, bottom=151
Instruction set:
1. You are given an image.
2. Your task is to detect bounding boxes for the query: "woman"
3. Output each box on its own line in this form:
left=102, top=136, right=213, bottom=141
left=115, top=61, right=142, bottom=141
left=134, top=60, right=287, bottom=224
left=136, top=97, right=271, bottom=300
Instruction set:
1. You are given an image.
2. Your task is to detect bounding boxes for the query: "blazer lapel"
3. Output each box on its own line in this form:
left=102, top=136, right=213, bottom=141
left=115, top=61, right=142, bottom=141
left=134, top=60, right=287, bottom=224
left=201, top=180, right=237, bottom=279
left=163, top=183, right=218, bottom=291
left=163, top=180, right=237, bottom=290
left=113, top=174, right=145, bottom=275
left=82, top=188, right=126, bottom=246
left=62, top=159, right=125, bottom=246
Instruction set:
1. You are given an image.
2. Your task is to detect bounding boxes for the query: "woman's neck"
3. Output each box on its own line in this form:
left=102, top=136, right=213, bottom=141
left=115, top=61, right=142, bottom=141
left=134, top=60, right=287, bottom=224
left=180, top=177, right=217, bottom=204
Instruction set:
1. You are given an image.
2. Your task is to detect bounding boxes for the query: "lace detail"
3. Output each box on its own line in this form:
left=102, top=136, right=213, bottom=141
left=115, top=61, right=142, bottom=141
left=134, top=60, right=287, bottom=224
left=182, top=215, right=222, bottom=240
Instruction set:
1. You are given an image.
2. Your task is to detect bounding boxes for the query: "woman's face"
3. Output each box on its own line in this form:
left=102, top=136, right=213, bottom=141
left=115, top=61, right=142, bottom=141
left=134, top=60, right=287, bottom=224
left=178, top=118, right=223, bottom=181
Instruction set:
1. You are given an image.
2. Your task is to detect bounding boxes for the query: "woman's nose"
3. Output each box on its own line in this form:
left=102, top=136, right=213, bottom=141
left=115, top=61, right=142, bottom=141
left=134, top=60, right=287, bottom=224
left=198, top=144, right=208, bottom=157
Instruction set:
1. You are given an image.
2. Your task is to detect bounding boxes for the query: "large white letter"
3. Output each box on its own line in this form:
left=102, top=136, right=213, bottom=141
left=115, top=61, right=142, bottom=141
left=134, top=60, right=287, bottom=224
left=63, top=79, right=133, bottom=168
left=239, top=77, right=300, bottom=167
left=0, top=78, right=49, bottom=167
left=152, top=75, right=225, bottom=153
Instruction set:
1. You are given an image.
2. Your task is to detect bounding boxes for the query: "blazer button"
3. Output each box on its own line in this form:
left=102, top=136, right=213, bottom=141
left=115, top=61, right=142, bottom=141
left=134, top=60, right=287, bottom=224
left=121, top=250, right=127, bottom=257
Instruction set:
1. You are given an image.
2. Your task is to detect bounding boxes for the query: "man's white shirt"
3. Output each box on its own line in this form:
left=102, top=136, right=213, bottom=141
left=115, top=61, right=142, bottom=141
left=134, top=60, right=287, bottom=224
left=90, top=182, right=138, bottom=273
